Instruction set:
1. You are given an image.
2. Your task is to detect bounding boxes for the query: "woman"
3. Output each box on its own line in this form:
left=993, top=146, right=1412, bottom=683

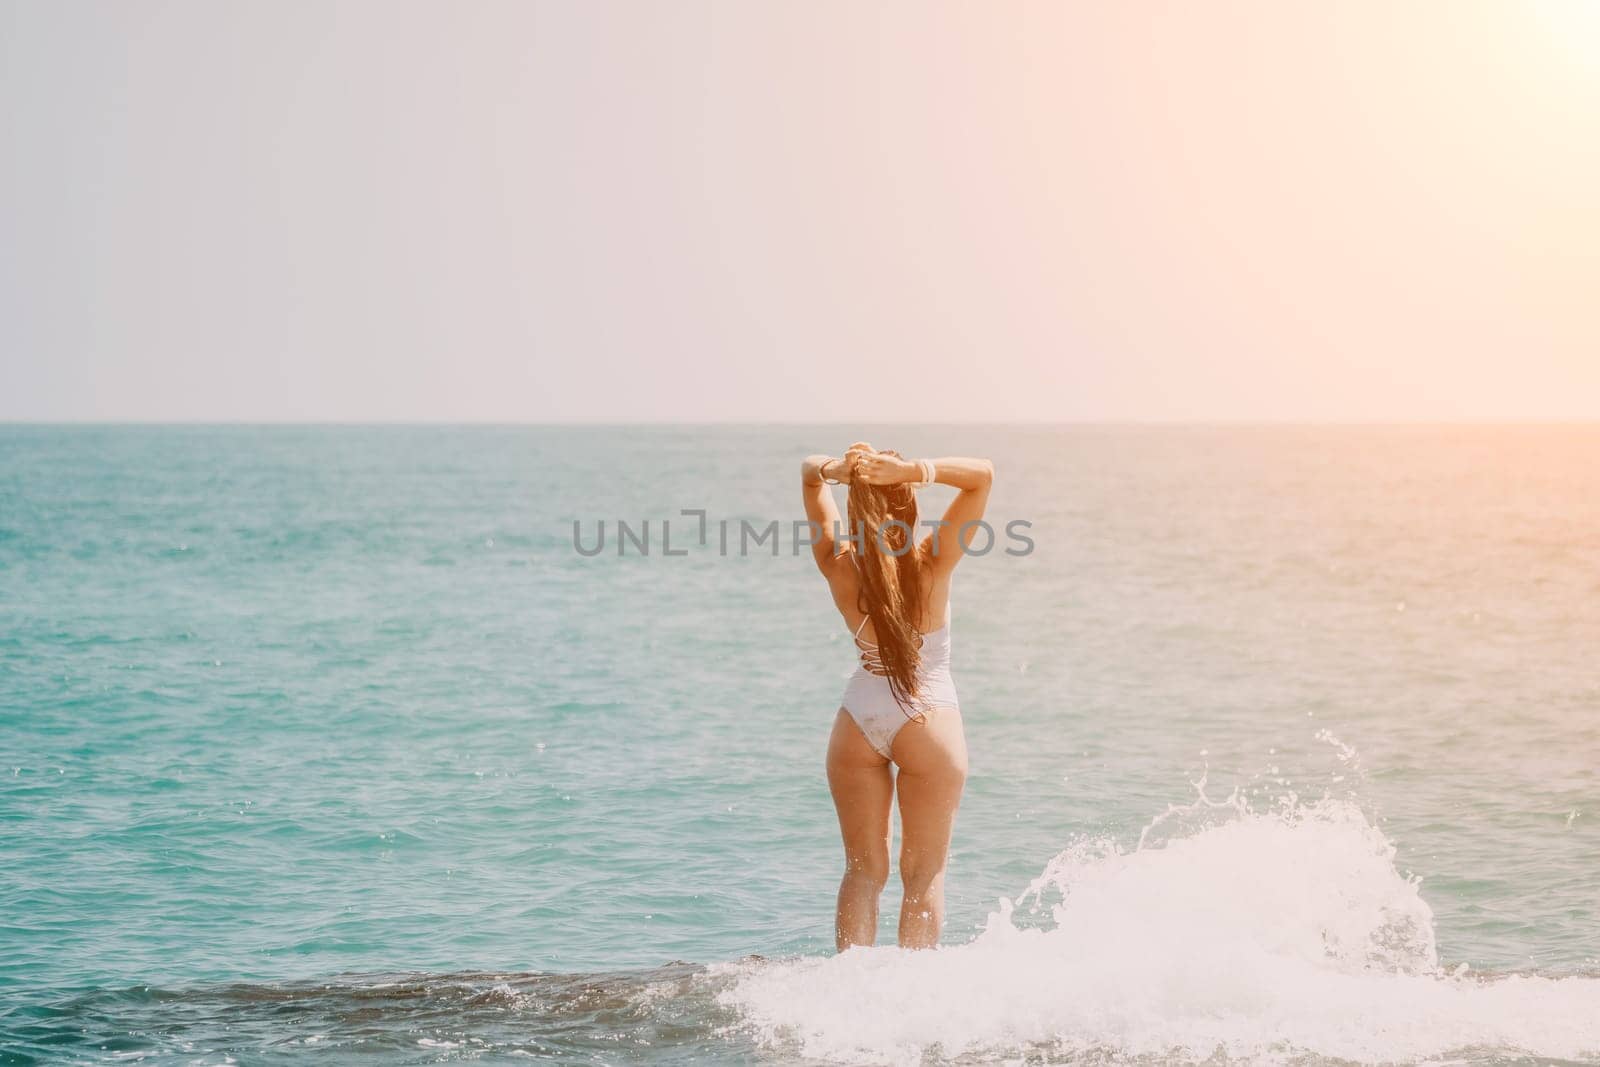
left=800, top=442, right=994, bottom=951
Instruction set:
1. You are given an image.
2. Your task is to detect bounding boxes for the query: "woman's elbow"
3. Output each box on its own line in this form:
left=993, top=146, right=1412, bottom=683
left=977, top=459, right=995, bottom=487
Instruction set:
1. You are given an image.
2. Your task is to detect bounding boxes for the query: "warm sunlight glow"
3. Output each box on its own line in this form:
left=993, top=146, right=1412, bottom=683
left=3, top=2, right=1598, bottom=421
left=1532, top=0, right=1600, bottom=72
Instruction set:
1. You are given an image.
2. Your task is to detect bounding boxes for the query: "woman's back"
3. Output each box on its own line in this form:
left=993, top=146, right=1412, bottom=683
left=832, top=545, right=953, bottom=647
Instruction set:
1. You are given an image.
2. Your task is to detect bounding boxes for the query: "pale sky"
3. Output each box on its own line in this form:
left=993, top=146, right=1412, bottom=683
left=2, top=1, right=1596, bottom=422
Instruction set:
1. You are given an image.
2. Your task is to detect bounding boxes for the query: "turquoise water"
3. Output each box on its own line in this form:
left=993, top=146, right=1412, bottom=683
left=2, top=424, right=1598, bottom=1064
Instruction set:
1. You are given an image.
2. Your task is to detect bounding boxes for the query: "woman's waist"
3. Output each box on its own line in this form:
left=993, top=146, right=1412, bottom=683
left=845, top=662, right=956, bottom=687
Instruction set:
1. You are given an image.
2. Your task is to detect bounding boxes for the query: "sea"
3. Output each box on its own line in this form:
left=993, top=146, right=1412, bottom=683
left=2, top=424, right=1598, bottom=1065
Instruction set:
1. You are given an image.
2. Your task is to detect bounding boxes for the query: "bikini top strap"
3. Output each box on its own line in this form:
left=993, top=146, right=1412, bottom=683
left=852, top=613, right=871, bottom=639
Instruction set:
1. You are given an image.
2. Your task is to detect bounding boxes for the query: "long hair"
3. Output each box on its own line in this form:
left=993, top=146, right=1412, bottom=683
left=846, top=451, right=926, bottom=714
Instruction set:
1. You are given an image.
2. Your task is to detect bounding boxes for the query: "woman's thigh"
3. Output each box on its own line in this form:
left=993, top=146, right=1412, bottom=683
left=889, top=707, right=968, bottom=881
left=826, top=709, right=894, bottom=872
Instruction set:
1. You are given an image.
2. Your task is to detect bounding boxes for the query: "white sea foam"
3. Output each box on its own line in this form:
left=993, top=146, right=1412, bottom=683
left=715, top=782, right=1600, bottom=1065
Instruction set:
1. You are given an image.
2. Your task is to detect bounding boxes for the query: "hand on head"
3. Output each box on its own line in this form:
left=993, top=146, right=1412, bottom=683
left=834, top=442, right=915, bottom=486
left=839, top=442, right=913, bottom=487
left=854, top=450, right=913, bottom=486
left=841, top=443, right=875, bottom=483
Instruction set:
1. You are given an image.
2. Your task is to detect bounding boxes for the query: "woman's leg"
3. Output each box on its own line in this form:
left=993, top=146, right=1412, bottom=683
left=826, top=708, right=894, bottom=951
left=890, top=706, right=968, bottom=949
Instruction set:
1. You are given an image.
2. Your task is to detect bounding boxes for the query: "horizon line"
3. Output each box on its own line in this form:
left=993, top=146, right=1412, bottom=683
left=4, top=416, right=1600, bottom=428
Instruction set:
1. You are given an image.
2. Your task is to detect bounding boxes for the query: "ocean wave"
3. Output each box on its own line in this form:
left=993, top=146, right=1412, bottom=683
left=715, top=780, right=1600, bottom=1065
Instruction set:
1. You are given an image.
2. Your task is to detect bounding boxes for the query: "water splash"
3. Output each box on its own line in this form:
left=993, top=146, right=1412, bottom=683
left=715, top=761, right=1600, bottom=1065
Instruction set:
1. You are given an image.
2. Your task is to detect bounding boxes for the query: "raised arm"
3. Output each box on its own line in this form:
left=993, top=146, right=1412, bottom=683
left=924, top=457, right=995, bottom=570
left=801, top=442, right=876, bottom=577
left=854, top=451, right=994, bottom=573
left=800, top=452, right=847, bottom=576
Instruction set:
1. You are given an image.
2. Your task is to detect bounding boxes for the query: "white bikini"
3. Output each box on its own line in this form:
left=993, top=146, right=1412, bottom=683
left=838, top=556, right=960, bottom=759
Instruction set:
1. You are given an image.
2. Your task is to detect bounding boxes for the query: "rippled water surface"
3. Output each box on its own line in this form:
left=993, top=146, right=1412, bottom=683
left=2, top=425, right=1598, bottom=1064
